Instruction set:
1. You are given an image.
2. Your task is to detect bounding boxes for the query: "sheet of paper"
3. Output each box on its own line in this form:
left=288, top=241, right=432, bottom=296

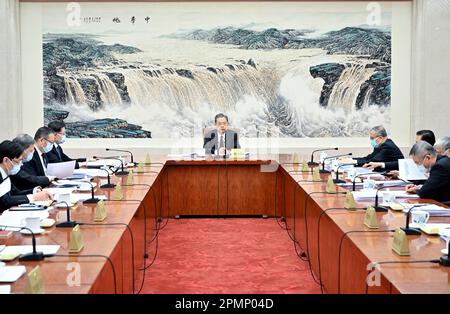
left=0, top=177, right=11, bottom=198
left=0, top=285, right=11, bottom=294
left=398, top=159, right=427, bottom=181
left=352, top=190, right=420, bottom=200
left=73, top=168, right=110, bottom=178
left=46, top=161, right=76, bottom=178
left=87, top=159, right=122, bottom=168
left=0, top=210, right=50, bottom=229
left=1, top=245, right=60, bottom=256
left=0, top=266, right=26, bottom=283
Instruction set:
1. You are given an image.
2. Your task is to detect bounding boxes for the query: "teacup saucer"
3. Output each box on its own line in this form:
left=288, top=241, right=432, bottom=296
left=441, top=248, right=448, bottom=255
left=20, top=228, right=45, bottom=235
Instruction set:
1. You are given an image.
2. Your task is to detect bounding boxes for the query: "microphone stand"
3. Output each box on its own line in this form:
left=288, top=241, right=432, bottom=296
left=334, top=163, right=355, bottom=184
left=308, top=148, right=338, bottom=166
left=54, top=201, right=78, bottom=228
left=400, top=204, right=427, bottom=235
left=373, top=183, right=408, bottom=212
left=320, top=153, right=353, bottom=174
left=82, top=180, right=100, bottom=204
left=106, top=148, right=136, bottom=167
left=0, top=224, right=44, bottom=261
left=98, top=167, right=116, bottom=189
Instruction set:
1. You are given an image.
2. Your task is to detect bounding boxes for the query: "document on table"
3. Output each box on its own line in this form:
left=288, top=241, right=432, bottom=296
left=0, top=285, right=11, bottom=294
left=400, top=203, right=450, bottom=216
left=352, top=190, right=420, bottom=200
left=0, top=245, right=60, bottom=256
left=398, top=159, right=427, bottom=181
left=0, top=210, right=50, bottom=230
left=87, top=159, right=122, bottom=168
left=73, top=168, right=111, bottom=178
left=0, top=266, right=26, bottom=283
left=46, top=161, right=76, bottom=178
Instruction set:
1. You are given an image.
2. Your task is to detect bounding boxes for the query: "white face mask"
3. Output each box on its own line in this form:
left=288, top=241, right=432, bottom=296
left=417, top=164, right=430, bottom=174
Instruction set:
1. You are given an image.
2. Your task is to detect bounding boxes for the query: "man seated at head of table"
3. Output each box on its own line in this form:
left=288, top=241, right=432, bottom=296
left=203, top=113, right=241, bottom=156
left=0, top=140, right=53, bottom=213
left=405, top=141, right=450, bottom=202
left=353, top=125, right=404, bottom=170
left=364, top=129, right=436, bottom=171
left=46, top=120, right=79, bottom=169
left=10, top=133, right=55, bottom=190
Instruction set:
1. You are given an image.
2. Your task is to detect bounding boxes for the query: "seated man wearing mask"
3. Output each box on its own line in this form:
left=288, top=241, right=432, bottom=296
left=405, top=141, right=450, bottom=202
left=46, top=120, right=79, bottom=168
left=21, top=127, right=57, bottom=181
left=0, top=140, right=53, bottom=212
left=434, top=136, right=450, bottom=157
left=11, top=134, right=54, bottom=190
left=364, top=129, right=436, bottom=171
left=203, top=113, right=240, bottom=156
left=354, top=125, right=404, bottom=168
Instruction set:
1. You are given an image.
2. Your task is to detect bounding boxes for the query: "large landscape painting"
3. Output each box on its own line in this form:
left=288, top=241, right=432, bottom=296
left=42, top=2, right=392, bottom=138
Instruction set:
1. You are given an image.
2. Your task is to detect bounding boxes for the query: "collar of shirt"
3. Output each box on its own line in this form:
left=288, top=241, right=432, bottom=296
left=35, top=145, right=43, bottom=157
left=0, top=167, right=7, bottom=180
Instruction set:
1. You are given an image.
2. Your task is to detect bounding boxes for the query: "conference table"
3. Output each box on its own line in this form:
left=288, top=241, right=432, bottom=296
left=1, top=154, right=449, bottom=294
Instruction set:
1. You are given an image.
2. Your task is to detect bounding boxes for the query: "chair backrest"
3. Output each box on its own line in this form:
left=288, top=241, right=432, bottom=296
left=202, top=127, right=240, bottom=138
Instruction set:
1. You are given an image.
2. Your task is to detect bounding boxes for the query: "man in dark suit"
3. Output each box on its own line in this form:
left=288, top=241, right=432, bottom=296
left=21, top=127, right=56, bottom=183
left=405, top=141, right=450, bottom=202
left=354, top=125, right=404, bottom=168
left=0, top=140, right=52, bottom=212
left=11, top=133, right=53, bottom=190
left=47, top=120, right=79, bottom=169
left=203, top=113, right=241, bottom=155
left=364, top=129, right=436, bottom=171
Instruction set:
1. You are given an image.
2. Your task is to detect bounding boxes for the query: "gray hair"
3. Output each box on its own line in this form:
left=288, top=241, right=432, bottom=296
left=409, top=140, right=437, bottom=158
left=370, top=125, right=387, bottom=137
left=13, top=133, right=35, bottom=150
left=434, top=136, right=450, bottom=152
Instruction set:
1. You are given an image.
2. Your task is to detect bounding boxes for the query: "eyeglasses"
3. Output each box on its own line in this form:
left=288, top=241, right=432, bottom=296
left=43, top=138, right=55, bottom=145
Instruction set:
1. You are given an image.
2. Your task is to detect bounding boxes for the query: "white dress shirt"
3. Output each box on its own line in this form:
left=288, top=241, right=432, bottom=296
left=0, top=166, right=32, bottom=201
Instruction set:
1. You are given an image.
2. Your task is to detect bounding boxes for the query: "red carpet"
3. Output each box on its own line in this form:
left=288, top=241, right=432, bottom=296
left=141, top=218, right=321, bottom=294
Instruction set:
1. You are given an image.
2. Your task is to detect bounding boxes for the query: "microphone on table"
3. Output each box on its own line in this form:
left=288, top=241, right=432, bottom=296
left=93, top=156, right=129, bottom=176
left=320, top=153, right=353, bottom=174
left=82, top=180, right=100, bottom=204
left=333, top=163, right=355, bottom=184
left=98, top=167, right=116, bottom=189
left=400, top=204, right=427, bottom=235
left=0, top=224, right=44, bottom=261
left=373, top=183, right=408, bottom=212
left=106, top=148, right=136, bottom=167
left=54, top=201, right=78, bottom=228
left=309, top=148, right=338, bottom=166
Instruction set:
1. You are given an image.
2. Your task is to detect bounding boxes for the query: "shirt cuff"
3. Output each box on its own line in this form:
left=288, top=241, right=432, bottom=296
left=26, top=194, right=33, bottom=202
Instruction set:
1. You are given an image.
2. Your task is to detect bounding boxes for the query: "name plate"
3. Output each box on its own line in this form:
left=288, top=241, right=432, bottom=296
left=25, top=266, right=45, bottom=294
left=326, top=175, right=337, bottom=194
left=94, top=200, right=107, bottom=222
left=364, top=206, right=379, bottom=229
left=69, top=225, right=84, bottom=254
left=392, top=228, right=410, bottom=256
left=230, top=148, right=245, bottom=159
left=344, top=192, right=357, bottom=210
left=112, top=183, right=123, bottom=200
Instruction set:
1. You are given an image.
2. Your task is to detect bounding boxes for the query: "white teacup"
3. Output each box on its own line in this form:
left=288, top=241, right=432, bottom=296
left=363, top=179, right=376, bottom=190
left=21, top=217, right=41, bottom=233
left=382, top=191, right=396, bottom=204
left=411, top=210, right=430, bottom=227
left=56, top=192, right=71, bottom=203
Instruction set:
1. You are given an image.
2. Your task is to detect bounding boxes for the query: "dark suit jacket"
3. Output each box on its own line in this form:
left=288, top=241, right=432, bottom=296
left=46, top=145, right=79, bottom=169
left=203, top=130, right=241, bottom=155
left=418, top=156, right=450, bottom=202
left=22, top=149, right=47, bottom=177
left=355, top=139, right=404, bottom=167
left=0, top=174, right=32, bottom=212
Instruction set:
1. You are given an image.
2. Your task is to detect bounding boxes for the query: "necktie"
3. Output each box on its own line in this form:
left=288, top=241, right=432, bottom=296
left=43, top=154, right=48, bottom=168
left=56, top=146, right=62, bottom=160
left=219, top=134, right=224, bottom=149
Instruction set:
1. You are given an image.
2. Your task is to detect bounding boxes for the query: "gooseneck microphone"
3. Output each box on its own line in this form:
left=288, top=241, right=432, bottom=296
left=54, top=201, right=78, bottom=228
left=106, top=148, right=136, bottom=167
left=309, top=148, right=338, bottom=166
left=320, top=153, right=353, bottom=174
left=334, top=163, right=355, bottom=184
left=0, top=224, right=44, bottom=261
left=82, top=180, right=100, bottom=204
left=373, top=183, right=408, bottom=212
left=93, top=156, right=129, bottom=176
left=98, top=167, right=116, bottom=189
left=401, top=204, right=427, bottom=235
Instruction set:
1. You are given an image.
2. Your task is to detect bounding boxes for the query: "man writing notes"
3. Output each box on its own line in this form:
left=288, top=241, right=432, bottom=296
left=11, top=134, right=53, bottom=190
left=354, top=125, right=404, bottom=169
left=203, top=113, right=241, bottom=156
left=364, top=129, right=436, bottom=171
left=46, top=120, right=79, bottom=168
left=0, top=141, right=52, bottom=212
left=405, top=141, right=450, bottom=202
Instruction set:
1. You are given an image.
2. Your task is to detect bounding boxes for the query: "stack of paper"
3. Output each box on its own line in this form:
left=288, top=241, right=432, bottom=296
left=73, top=169, right=110, bottom=178
left=0, top=266, right=26, bottom=283
left=352, top=190, right=420, bottom=201
left=87, top=159, right=122, bottom=168
left=0, top=285, right=11, bottom=294
left=400, top=203, right=450, bottom=216
left=0, top=210, right=50, bottom=230
left=0, top=245, right=60, bottom=256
